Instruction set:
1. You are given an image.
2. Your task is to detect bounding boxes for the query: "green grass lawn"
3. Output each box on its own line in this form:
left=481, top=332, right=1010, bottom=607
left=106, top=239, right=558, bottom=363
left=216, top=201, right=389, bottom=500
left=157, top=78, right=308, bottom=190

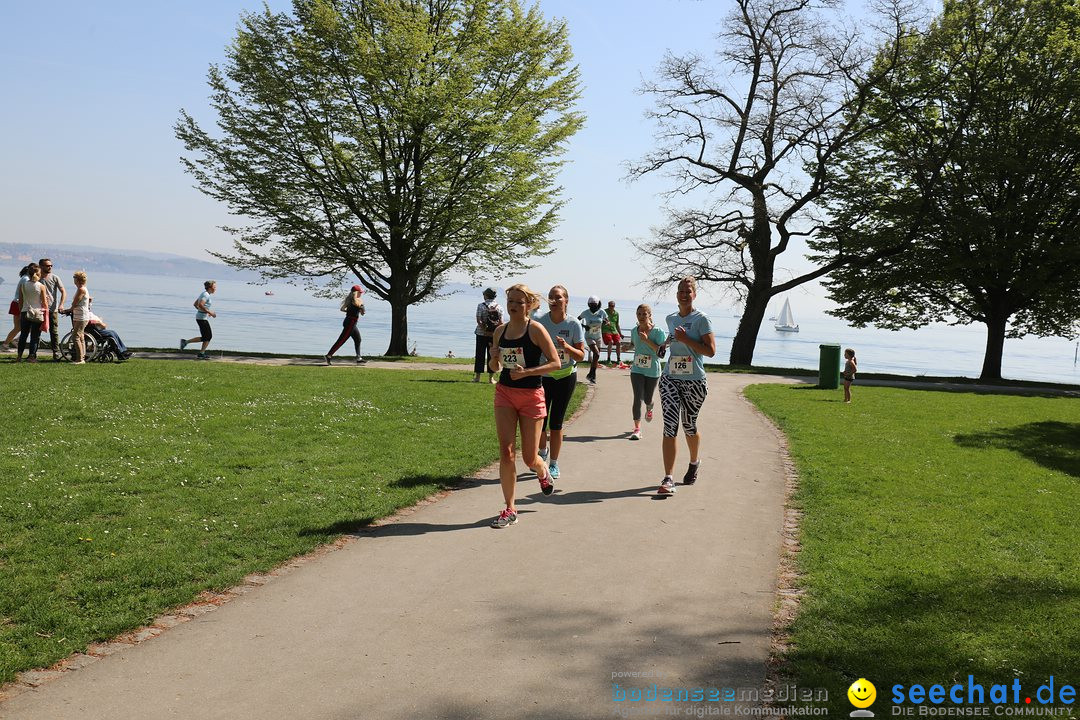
left=745, top=384, right=1080, bottom=711
left=0, top=361, right=581, bottom=684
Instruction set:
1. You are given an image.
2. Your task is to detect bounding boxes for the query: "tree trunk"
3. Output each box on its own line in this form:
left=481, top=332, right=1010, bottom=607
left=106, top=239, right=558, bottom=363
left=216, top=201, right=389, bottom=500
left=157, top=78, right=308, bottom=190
left=729, top=282, right=772, bottom=366
left=386, top=292, right=410, bottom=356
left=979, top=314, right=1007, bottom=382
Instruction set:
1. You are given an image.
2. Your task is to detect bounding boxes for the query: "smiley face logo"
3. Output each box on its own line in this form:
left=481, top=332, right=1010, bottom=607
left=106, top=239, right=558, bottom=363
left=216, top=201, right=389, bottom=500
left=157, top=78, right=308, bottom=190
left=848, top=678, right=876, bottom=708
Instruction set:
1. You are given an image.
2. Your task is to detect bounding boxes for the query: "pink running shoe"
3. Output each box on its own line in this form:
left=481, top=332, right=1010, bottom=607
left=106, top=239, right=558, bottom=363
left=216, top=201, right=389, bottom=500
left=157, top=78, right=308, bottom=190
left=491, top=508, right=518, bottom=528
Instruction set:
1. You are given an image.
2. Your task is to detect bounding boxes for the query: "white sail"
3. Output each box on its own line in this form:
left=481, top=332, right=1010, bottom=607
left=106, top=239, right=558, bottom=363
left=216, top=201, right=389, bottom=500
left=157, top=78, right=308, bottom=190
left=774, top=298, right=799, bottom=332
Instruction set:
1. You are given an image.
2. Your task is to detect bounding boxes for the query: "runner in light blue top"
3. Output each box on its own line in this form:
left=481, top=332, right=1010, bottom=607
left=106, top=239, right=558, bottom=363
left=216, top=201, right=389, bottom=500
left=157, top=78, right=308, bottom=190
left=537, top=285, right=587, bottom=481
left=181, top=280, right=218, bottom=359
left=628, top=303, right=667, bottom=441
left=656, top=277, right=717, bottom=496
left=195, top=288, right=213, bottom=320
left=662, top=307, right=712, bottom=381
left=537, top=311, right=585, bottom=378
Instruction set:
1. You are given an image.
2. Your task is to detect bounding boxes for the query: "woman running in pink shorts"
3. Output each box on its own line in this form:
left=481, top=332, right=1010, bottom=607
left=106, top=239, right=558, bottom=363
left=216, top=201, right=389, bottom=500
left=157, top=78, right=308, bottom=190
left=489, top=284, right=561, bottom=528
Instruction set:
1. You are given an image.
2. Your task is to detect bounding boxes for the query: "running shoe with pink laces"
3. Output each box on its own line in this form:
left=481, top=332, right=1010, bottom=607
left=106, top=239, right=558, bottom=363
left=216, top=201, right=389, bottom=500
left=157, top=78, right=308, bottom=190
left=491, top=508, right=518, bottom=528
left=538, top=466, right=554, bottom=495
left=645, top=404, right=654, bottom=423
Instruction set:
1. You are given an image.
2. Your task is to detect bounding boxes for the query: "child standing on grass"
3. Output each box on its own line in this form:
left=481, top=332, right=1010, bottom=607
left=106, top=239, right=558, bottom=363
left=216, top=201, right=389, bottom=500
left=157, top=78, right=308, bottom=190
left=843, top=348, right=857, bottom=403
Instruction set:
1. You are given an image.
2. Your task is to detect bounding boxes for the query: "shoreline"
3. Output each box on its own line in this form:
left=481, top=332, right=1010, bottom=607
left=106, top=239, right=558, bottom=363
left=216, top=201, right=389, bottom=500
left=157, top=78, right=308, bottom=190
left=9, top=346, right=1075, bottom=397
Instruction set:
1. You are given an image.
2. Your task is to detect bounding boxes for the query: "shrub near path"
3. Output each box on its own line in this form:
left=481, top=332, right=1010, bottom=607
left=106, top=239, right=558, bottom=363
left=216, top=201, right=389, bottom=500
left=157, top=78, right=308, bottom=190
left=0, top=362, right=551, bottom=684
left=745, top=384, right=1080, bottom=712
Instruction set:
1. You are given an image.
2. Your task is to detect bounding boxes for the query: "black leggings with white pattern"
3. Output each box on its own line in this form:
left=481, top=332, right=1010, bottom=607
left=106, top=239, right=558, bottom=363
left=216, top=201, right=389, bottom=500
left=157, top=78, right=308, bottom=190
left=659, top=375, right=708, bottom=438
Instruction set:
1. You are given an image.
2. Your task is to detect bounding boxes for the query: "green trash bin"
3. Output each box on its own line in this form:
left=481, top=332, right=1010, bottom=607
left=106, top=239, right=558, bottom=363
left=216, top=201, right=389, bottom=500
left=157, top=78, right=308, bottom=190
left=818, top=344, right=841, bottom=389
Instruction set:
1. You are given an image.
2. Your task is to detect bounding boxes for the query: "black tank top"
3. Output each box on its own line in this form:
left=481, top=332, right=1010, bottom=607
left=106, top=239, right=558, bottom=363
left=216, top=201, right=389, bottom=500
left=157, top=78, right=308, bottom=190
left=498, top=319, right=543, bottom=389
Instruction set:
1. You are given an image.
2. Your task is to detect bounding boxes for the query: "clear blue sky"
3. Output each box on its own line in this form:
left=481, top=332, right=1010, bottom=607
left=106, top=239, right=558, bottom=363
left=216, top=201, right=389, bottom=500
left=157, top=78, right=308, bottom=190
left=0, top=0, right=832, bottom=315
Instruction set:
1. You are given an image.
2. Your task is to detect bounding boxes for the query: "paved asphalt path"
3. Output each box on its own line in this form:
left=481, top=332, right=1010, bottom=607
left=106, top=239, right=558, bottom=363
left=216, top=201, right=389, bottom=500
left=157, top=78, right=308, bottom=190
left=3, top=363, right=795, bottom=720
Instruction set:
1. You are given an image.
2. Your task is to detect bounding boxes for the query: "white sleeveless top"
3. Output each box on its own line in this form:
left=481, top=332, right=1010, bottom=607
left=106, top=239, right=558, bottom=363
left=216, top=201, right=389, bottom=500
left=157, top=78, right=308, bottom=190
left=71, top=288, right=91, bottom=322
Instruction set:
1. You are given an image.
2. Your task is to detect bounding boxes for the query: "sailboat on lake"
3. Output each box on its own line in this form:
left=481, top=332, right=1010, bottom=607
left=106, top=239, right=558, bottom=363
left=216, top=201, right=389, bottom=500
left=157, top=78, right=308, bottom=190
left=774, top=298, right=799, bottom=333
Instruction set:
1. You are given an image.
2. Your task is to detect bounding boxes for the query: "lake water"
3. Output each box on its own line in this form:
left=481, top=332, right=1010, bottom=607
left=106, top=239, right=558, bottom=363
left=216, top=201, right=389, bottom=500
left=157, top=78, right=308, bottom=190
left=4, top=264, right=1079, bottom=385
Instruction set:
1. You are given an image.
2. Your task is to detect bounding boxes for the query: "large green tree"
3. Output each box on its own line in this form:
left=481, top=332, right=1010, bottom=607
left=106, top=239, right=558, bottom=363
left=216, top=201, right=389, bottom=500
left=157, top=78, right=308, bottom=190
left=630, top=0, right=913, bottom=366
left=812, top=0, right=1080, bottom=380
left=176, top=0, right=582, bottom=355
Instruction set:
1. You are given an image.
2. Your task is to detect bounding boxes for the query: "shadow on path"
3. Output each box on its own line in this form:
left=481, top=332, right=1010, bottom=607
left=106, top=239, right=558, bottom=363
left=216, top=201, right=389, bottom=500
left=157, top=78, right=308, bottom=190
left=564, top=433, right=633, bottom=442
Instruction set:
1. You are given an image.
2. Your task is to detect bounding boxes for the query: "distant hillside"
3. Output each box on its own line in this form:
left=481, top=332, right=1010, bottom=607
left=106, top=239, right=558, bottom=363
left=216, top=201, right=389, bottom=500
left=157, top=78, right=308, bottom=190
left=0, top=243, right=260, bottom=281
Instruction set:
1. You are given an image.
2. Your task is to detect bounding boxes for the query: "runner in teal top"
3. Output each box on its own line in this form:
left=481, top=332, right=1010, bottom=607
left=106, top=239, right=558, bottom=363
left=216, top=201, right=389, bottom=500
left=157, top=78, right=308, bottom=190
left=628, top=304, right=667, bottom=440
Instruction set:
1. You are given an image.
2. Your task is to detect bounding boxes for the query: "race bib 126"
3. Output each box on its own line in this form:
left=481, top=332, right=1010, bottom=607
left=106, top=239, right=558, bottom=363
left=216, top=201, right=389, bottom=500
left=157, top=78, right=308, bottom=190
left=669, top=355, right=693, bottom=375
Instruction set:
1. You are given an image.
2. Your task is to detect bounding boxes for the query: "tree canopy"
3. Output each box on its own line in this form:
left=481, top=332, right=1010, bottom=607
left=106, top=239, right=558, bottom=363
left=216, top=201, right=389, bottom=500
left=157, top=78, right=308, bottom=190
left=630, top=0, right=913, bottom=365
left=812, top=0, right=1080, bottom=380
left=176, top=0, right=583, bottom=354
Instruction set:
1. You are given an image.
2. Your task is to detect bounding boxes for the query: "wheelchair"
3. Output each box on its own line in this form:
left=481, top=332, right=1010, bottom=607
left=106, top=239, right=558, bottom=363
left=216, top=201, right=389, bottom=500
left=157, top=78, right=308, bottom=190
left=59, top=323, right=123, bottom=362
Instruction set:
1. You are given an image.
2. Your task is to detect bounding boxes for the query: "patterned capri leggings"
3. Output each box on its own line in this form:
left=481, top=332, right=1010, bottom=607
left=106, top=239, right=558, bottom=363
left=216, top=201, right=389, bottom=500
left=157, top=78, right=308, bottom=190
left=658, top=375, right=708, bottom=438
